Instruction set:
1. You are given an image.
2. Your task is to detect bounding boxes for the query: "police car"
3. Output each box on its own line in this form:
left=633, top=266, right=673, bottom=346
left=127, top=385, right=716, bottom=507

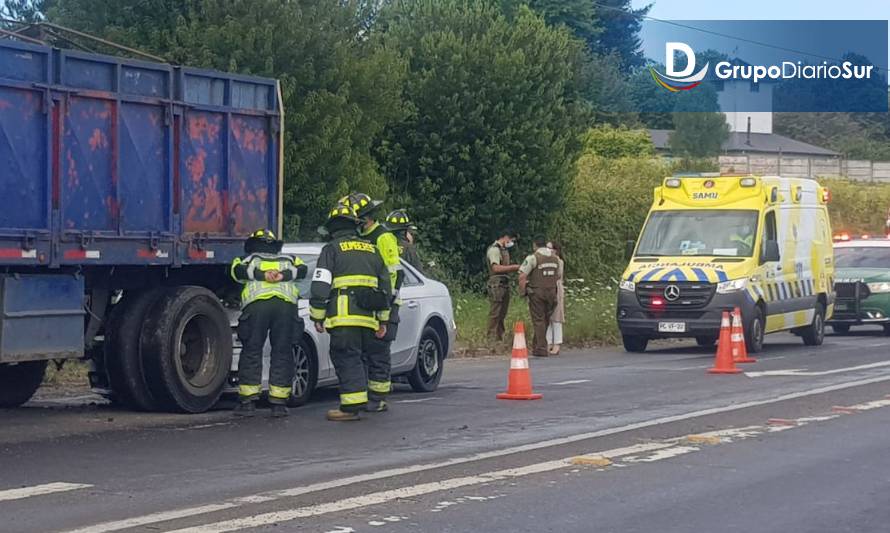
left=228, top=243, right=456, bottom=406
left=827, top=237, right=890, bottom=335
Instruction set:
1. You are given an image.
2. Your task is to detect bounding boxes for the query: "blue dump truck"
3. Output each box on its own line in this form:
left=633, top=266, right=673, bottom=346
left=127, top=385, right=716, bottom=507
left=0, top=39, right=282, bottom=412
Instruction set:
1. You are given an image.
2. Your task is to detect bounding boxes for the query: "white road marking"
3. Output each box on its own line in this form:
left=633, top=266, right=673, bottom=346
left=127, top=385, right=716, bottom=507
left=550, top=379, right=591, bottom=386
left=396, top=397, right=442, bottom=404
left=746, top=361, right=890, bottom=378
left=0, top=482, right=92, bottom=503
left=623, top=445, right=700, bottom=463
left=60, top=373, right=890, bottom=533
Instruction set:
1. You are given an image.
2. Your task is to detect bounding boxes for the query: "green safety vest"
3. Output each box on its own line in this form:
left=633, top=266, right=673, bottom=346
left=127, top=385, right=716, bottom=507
left=230, top=253, right=303, bottom=307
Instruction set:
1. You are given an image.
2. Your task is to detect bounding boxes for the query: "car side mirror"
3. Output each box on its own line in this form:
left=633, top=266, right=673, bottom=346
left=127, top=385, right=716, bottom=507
left=762, top=240, right=780, bottom=263
left=625, top=240, right=636, bottom=261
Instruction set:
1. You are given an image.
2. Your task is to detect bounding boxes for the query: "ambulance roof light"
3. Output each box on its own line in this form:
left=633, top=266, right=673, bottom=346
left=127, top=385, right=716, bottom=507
left=821, top=187, right=831, bottom=204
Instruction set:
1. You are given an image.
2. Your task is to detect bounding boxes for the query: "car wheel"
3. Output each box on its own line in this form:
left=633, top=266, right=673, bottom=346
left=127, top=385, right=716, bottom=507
left=287, top=336, right=318, bottom=407
left=0, top=361, right=47, bottom=408
left=745, top=307, right=765, bottom=354
left=695, top=336, right=717, bottom=347
left=801, top=304, right=825, bottom=347
left=622, top=335, right=648, bottom=353
left=831, top=324, right=850, bottom=334
left=141, top=287, right=233, bottom=413
left=408, top=326, right=444, bottom=393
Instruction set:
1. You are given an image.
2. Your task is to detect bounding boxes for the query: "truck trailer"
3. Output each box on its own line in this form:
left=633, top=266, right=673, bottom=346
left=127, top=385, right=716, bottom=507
left=0, top=38, right=283, bottom=412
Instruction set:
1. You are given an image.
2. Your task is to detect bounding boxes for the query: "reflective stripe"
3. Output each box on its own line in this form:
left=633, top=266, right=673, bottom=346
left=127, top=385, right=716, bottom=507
left=259, top=260, right=283, bottom=271
left=387, top=264, right=400, bottom=273
left=239, top=384, right=262, bottom=397
left=338, top=294, right=348, bottom=318
left=341, top=390, right=368, bottom=406
left=230, top=258, right=244, bottom=282
left=313, top=267, right=333, bottom=285
left=377, top=309, right=391, bottom=322
left=310, top=306, right=326, bottom=320
left=326, top=315, right=379, bottom=329
left=332, top=275, right=379, bottom=289
left=510, top=358, right=529, bottom=370
left=368, top=380, right=391, bottom=394
left=269, top=385, right=291, bottom=400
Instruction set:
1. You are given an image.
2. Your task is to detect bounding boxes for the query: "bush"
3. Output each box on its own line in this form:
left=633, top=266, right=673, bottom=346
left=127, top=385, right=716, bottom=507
left=551, top=155, right=670, bottom=282
left=819, top=178, right=890, bottom=235
left=583, top=125, right=653, bottom=159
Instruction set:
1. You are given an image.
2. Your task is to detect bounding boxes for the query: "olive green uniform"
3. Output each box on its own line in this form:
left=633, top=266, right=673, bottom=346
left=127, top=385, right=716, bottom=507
left=519, top=248, right=560, bottom=357
left=486, top=243, right=512, bottom=341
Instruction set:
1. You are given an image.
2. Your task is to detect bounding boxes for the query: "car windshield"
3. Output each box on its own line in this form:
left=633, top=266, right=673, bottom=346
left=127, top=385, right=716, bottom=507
left=835, top=247, right=890, bottom=269
left=636, top=210, right=759, bottom=257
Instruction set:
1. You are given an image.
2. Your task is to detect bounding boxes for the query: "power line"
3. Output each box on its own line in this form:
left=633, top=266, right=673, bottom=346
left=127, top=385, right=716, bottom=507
left=590, top=1, right=885, bottom=68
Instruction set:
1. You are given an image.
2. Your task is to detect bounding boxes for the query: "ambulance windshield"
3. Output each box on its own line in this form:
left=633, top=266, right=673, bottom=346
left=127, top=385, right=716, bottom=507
left=636, top=210, right=759, bottom=257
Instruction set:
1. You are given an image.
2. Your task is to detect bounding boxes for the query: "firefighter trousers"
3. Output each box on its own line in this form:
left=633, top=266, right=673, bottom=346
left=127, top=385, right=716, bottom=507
left=365, top=315, right=397, bottom=402
left=328, top=326, right=378, bottom=412
left=237, top=298, right=298, bottom=404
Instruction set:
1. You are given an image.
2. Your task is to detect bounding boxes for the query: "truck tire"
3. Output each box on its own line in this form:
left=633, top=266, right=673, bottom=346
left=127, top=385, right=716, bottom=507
left=745, top=307, right=765, bottom=354
left=104, top=290, right=165, bottom=411
left=622, top=335, right=648, bottom=353
left=801, top=304, right=826, bottom=347
left=141, top=287, right=233, bottom=413
left=0, top=361, right=47, bottom=408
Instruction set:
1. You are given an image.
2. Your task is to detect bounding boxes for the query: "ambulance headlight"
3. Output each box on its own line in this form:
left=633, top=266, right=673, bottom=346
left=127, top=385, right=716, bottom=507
left=739, top=177, right=757, bottom=187
left=716, top=278, right=748, bottom=294
left=867, top=282, right=890, bottom=294
left=619, top=280, right=635, bottom=292
left=665, top=178, right=682, bottom=188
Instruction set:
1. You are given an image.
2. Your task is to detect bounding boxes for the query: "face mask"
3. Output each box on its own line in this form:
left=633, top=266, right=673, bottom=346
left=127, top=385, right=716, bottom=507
left=504, top=240, right=515, bottom=249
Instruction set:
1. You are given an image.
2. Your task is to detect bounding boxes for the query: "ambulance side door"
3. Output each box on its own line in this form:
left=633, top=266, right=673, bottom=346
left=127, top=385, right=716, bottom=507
left=759, top=209, right=789, bottom=326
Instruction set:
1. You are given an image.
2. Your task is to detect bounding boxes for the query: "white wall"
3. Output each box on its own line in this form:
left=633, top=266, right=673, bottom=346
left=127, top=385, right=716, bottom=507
left=717, top=80, right=773, bottom=134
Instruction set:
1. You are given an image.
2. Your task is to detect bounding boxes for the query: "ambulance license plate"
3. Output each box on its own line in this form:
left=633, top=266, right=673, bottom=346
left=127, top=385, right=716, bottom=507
left=658, top=322, right=686, bottom=333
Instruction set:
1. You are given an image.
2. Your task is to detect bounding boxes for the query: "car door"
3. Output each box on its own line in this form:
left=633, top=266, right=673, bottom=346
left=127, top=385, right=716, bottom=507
left=391, top=262, right=424, bottom=371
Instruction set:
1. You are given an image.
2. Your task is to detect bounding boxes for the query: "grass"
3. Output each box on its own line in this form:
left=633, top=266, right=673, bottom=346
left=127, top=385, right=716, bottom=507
left=452, top=279, right=620, bottom=355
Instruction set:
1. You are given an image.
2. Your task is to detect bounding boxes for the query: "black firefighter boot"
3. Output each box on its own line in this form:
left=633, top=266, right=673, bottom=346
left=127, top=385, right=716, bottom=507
left=271, top=404, right=289, bottom=418
left=234, top=399, right=256, bottom=417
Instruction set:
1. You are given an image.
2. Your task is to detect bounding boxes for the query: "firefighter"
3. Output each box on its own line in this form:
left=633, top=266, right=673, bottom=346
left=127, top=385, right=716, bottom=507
left=345, top=193, right=404, bottom=412
left=310, top=201, right=392, bottom=421
left=230, top=229, right=308, bottom=417
left=518, top=236, right=560, bottom=357
left=385, top=209, right=424, bottom=275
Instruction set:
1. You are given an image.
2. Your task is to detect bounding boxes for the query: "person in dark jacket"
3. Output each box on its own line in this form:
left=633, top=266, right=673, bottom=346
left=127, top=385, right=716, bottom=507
left=385, top=209, right=424, bottom=275
left=309, top=201, right=392, bottom=421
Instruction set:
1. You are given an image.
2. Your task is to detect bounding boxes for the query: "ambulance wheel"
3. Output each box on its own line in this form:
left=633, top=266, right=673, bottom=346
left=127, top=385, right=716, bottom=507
left=745, top=307, right=765, bottom=354
left=141, top=287, right=233, bottom=413
left=622, top=335, right=648, bottom=353
left=801, top=304, right=825, bottom=347
left=0, top=361, right=46, bottom=408
left=831, top=324, right=850, bottom=334
left=695, top=336, right=717, bottom=347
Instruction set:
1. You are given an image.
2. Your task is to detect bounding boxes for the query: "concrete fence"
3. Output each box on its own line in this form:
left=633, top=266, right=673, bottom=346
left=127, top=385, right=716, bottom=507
left=718, top=155, right=890, bottom=183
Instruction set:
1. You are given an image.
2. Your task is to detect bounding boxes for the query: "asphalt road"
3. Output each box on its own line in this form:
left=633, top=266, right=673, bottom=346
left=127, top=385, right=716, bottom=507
left=2, top=328, right=890, bottom=533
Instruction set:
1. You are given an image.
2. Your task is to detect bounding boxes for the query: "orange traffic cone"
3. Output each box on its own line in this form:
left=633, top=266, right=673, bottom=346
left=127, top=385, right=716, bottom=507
left=497, top=322, right=543, bottom=400
left=731, top=307, right=756, bottom=363
left=708, top=311, right=742, bottom=374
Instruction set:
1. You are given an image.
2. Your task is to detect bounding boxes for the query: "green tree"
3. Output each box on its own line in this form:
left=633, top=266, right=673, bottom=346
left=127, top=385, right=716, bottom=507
left=378, top=0, right=589, bottom=279
left=20, top=0, right=405, bottom=238
left=593, top=0, right=649, bottom=71
left=668, top=85, right=728, bottom=158
left=582, top=125, right=653, bottom=159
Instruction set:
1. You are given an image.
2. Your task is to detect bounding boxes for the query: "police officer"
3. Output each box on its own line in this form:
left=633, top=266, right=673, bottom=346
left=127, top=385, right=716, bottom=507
left=230, top=229, right=308, bottom=417
left=518, top=236, right=560, bottom=358
left=310, top=201, right=392, bottom=421
left=346, top=193, right=403, bottom=412
left=486, top=229, right=519, bottom=341
left=385, top=209, right=424, bottom=275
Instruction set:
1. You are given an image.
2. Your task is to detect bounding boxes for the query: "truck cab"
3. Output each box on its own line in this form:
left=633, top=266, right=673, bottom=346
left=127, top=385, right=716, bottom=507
left=617, top=175, right=835, bottom=353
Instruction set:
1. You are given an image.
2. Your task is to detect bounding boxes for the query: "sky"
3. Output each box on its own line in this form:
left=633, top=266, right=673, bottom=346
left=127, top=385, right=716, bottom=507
left=632, top=0, right=890, bottom=60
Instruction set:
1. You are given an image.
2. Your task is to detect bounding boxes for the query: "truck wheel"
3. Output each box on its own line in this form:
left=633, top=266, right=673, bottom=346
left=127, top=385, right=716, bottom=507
left=801, top=304, right=826, bottom=347
left=622, top=335, right=648, bottom=353
left=408, top=326, right=445, bottom=393
left=831, top=324, right=850, bottom=334
left=104, top=290, right=164, bottom=411
left=287, top=336, right=318, bottom=407
left=745, top=307, right=765, bottom=354
left=0, top=361, right=47, bottom=408
left=141, top=287, right=233, bottom=413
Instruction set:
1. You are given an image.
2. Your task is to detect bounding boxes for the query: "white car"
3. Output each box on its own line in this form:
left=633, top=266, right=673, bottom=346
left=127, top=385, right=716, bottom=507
left=227, top=243, right=456, bottom=406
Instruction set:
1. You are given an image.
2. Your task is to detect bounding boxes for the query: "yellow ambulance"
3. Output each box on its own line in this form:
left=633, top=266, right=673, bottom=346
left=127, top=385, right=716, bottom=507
left=617, top=175, right=835, bottom=353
